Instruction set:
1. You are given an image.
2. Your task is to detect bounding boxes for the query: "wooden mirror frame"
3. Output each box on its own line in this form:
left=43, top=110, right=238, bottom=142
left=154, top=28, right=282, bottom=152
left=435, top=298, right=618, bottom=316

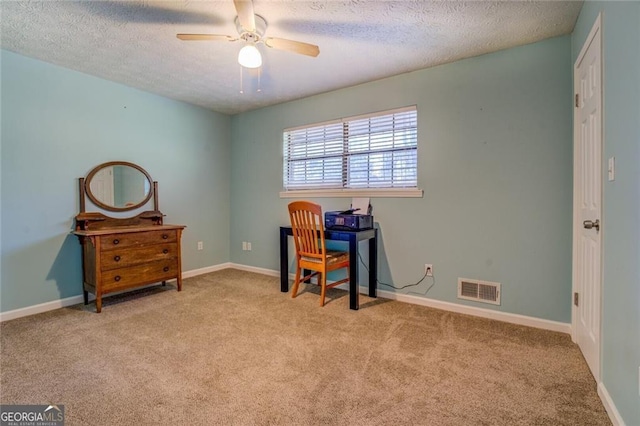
left=81, top=161, right=156, bottom=213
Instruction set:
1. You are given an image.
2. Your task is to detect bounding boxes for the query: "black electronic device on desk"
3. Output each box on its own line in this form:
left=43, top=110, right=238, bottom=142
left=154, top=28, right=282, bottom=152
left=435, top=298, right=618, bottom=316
left=325, top=205, right=373, bottom=231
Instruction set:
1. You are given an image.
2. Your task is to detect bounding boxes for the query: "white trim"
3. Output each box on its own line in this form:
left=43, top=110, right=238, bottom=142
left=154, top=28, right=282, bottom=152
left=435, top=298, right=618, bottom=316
left=0, top=295, right=87, bottom=323
left=280, top=188, right=423, bottom=198
left=181, top=263, right=232, bottom=279
left=0, top=262, right=231, bottom=322
left=381, top=289, right=571, bottom=333
left=339, top=284, right=570, bottom=334
left=0, top=262, right=571, bottom=336
left=229, top=263, right=280, bottom=277
left=233, top=263, right=571, bottom=334
left=598, top=382, right=626, bottom=426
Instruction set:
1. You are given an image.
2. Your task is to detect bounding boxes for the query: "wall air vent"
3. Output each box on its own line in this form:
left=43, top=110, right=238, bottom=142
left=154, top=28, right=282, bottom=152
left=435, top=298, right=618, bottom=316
left=458, top=278, right=501, bottom=305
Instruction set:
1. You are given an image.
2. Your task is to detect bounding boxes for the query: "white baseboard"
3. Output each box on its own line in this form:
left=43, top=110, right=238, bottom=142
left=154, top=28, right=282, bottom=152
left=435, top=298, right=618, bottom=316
left=231, top=263, right=571, bottom=334
left=0, top=262, right=231, bottom=322
left=0, top=262, right=572, bottom=336
left=229, top=263, right=280, bottom=277
left=374, top=287, right=571, bottom=334
left=0, top=295, right=88, bottom=322
left=182, top=262, right=233, bottom=279
left=598, top=382, right=626, bottom=426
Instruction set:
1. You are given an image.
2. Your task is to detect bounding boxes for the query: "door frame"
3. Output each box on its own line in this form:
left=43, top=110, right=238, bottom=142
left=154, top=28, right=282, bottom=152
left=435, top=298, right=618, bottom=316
left=571, top=12, right=603, bottom=382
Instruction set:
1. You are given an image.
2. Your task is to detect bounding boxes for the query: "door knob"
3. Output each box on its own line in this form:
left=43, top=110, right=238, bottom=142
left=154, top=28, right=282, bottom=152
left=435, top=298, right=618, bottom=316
left=583, top=219, right=600, bottom=231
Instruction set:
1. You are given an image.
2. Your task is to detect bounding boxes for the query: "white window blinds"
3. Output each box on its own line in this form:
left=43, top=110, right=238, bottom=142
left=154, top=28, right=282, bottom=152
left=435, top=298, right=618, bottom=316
left=283, top=106, right=417, bottom=191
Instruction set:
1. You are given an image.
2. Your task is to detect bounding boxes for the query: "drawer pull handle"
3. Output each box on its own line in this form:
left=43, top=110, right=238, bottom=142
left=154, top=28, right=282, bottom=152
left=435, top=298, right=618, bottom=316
left=163, top=249, right=169, bottom=254
left=162, top=234, right=169, bottom=240
left=163, top=267, right=169, bottom=272
left=113, top=239, right=120, bottom=245
left=114, top=255, right=121, bottom=262
left=114, top=275, right=121, bottom=282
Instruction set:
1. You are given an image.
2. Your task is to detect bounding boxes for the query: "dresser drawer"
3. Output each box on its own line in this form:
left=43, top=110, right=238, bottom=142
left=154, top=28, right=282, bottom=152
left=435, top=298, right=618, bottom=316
left=100, top=243, right=178, bottom=271
left=100, top=230, right=177, bottom=251
left=101, top=259, right=179, bottom=292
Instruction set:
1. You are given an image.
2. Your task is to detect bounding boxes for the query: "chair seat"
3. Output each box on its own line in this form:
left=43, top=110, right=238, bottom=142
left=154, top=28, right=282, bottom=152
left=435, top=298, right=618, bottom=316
left=301, top=250, right=349, bottom=265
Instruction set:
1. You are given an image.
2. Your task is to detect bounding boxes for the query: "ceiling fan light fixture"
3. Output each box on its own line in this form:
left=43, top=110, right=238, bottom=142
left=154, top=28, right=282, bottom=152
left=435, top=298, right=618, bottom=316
left=238, top=44, right=262, bottom=68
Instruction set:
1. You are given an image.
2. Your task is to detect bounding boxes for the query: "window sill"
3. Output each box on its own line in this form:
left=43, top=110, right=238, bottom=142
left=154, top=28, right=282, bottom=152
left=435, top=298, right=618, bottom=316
left=279, top=188, right=424, bottom=198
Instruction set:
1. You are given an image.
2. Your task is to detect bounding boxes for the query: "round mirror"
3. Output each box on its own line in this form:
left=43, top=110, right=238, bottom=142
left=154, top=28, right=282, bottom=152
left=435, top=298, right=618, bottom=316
left=85, top=161, right=153, bottom=212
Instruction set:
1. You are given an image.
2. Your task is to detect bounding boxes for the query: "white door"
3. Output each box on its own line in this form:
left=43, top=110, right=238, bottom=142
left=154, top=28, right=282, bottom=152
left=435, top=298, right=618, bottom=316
left=573, top=14, right=602, bottom=381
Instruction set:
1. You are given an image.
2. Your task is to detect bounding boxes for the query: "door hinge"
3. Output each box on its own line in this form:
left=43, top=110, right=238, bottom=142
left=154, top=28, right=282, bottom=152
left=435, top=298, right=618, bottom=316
left=575, top=93, right=579, bottom=108
left=574, top=292, right=579, bottom=306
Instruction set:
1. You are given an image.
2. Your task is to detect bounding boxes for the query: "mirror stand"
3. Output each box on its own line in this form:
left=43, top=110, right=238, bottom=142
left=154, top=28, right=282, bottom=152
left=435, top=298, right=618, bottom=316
left=76, top=177, right=162, bottom=232
left=73, top=162, right=186, bottom=313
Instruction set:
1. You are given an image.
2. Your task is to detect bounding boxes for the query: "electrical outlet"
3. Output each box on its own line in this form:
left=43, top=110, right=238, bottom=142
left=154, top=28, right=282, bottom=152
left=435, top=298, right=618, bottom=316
left=197, top=241, right=203, bottom=251
left=247, top=242, right=252, bottom=251
left=242, top=241, right=247, bottom=251
left=425, top=264, right=433, bottom=277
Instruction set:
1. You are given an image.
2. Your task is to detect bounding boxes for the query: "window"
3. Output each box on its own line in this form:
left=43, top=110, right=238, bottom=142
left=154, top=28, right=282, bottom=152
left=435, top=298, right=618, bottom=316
left=282, top=106, right=419, bottom=196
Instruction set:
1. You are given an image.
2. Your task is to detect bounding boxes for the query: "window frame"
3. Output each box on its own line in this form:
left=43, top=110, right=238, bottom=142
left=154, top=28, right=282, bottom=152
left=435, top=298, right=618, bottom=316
left=280, top=106, right=423, bottom=198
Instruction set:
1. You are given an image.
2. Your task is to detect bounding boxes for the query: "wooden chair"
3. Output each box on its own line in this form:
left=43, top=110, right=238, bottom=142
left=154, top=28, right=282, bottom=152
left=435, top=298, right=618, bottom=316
left=288, top=201, right=350, bottom=306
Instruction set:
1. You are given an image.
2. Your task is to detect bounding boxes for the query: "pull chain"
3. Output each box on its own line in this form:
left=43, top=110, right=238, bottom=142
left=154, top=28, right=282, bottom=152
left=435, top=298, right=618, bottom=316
left=239, top=66, right=262, bottom=94
left=257, top=67, right=261, bottom=93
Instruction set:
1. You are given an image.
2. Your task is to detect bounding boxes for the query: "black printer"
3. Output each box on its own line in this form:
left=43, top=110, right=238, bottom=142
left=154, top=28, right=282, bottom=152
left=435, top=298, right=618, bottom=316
left=325, top=206, right=373, bottom=231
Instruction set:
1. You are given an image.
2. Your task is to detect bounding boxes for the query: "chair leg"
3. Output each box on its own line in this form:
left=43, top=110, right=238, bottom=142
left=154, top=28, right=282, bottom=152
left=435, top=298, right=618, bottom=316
left=291, top=266, right=302, bottom=299
left=319, top=272, right=327, bottom=307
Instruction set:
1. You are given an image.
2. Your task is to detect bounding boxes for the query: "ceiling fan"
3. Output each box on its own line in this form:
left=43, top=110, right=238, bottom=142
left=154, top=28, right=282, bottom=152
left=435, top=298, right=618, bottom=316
left=177, top=0, right=320, bottom=68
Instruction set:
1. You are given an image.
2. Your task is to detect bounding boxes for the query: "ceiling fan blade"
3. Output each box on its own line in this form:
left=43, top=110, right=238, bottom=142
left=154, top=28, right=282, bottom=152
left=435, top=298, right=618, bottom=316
left=234, top=0, right=256, bottom=32
left=177, top=34, right=236, bottom=41
left=264, top=37, right=320, bottom=57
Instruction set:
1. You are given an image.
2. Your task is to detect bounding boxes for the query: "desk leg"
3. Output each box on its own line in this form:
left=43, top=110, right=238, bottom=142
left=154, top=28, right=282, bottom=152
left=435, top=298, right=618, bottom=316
left=369, top=230, right=377, bottom=298
left=349, top=236, right=359, bottom=310
left=280, top=229, right=289, bottom=293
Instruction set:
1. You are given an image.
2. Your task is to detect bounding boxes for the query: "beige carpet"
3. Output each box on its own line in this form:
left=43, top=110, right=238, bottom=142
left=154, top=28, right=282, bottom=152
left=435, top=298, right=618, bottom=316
left=1, top=269, right=610, bottom=425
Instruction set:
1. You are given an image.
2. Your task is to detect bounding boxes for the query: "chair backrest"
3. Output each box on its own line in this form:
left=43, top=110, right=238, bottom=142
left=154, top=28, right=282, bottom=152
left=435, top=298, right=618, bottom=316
left=288, top=201, right=326, bottom=262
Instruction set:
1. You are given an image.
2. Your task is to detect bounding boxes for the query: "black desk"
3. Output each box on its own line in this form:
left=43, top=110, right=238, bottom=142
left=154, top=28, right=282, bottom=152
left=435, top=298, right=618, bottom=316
left=279, top=226, right=377, bottom=310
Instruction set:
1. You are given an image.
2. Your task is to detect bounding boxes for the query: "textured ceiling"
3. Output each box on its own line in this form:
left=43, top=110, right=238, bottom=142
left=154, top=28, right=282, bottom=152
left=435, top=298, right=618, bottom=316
left=0, top=1, right=583, bottom=115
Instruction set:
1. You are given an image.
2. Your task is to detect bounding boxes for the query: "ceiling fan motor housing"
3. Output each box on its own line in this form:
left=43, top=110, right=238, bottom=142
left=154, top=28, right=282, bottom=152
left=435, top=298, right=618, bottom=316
left=235, top=14, right=267, bottom=43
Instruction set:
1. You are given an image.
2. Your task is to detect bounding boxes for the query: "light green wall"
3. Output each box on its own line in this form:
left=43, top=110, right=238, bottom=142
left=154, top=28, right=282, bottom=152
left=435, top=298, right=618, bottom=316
left=573, top=2, right=640, bottom=424
left=230, top=36, right=573, bottom=323
left=0, top=50, right=231, bottom=312
left=2, top=9, right=636, bottom=421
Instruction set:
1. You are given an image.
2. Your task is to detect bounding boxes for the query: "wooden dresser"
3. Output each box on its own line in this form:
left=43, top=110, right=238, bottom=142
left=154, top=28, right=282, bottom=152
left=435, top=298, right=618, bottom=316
left=74, top=162, right=186, bottom=312
left=74, top=216, right=185, bottom=312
